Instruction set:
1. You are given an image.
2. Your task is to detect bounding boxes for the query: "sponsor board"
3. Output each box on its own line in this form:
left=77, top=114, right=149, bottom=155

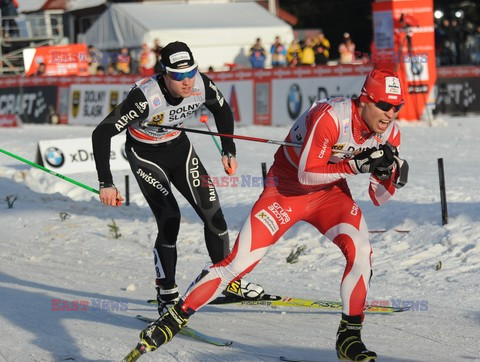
left=435, top=77, right=480, bottom=113
left=272, top=76, right=365, bottom=125
left=68, top=84, right=132, bottom=125
left=0, top=114, right=21, bottom=127
left=0, top=86, right=58, bottom=124
left=37, top=135, right=129, bottom=174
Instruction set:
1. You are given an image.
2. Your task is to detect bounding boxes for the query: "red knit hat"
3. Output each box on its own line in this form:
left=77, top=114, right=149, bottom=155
left=359, top=69, right=404, bottom=105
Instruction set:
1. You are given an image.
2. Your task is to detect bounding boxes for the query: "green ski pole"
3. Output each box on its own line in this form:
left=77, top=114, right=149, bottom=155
left=0, top=147, right=99, bottom=195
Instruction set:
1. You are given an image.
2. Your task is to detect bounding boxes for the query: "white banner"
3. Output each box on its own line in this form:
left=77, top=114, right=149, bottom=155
left=215, top=80, right=254, bottom=125
left=37, top=135, right=130, bottom=174
left=68, top=84, right=132, bottom=126
left=67, top=81, right=254, bottom=126
left=271, top=76, right=365, bottom=125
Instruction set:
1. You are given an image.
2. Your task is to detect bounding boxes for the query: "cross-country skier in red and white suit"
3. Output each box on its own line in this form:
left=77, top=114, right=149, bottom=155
left=138, top=69, right=409, bottom=361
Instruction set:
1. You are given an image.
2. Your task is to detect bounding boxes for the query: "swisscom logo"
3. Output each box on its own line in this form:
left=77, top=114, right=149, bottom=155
left=44, top=147, right=65, bottom=167
left=287, top=84, right=302, bottom=120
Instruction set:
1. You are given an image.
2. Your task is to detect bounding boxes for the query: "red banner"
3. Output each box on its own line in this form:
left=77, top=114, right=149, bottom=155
left=24, top=43, right=90, bottom=77
left=372, top=0, right=436, bottom=121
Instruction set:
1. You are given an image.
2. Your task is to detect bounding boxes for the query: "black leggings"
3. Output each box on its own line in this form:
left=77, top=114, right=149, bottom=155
left=126, top=134, right=229, bottom=289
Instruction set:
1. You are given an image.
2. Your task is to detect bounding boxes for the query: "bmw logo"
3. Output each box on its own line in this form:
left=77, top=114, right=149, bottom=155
left=287, top=84, right=302, bottom=120
left=44, top=147, right=65, bottom=168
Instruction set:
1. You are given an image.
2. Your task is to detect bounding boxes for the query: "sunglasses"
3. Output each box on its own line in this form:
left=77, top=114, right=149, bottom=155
left=166, top=66, right=198, bottom=81
left=375, top=101, right=403, bottom=112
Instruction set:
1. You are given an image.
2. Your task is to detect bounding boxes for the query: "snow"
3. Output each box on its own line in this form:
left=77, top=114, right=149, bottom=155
left=0, top=116, right=479, bottom=361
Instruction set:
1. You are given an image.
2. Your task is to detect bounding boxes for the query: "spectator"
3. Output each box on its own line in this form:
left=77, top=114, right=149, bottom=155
left=286, top=39, right=302, bottom=66
left=249, top=38, right=266, bottom=69
left=33, top=62, right=47, bottom=76
left=138, top=42, right=156, bottom=76
left=107, top=64, right=117, bottom=75
left=472, top=25, right=480, bottom=64
left=339, top=32, right=356, bottom=64
left=96, top=65, right=105, bottom=75
left=450, top=19, right=464, bottom=65
left=316, top=30, right=331, bottom=60
left=0, top=0, right=19, bottom=38
left=270, top=36, right=287, bottom=67
left=300, top=37, right=315, bottom=66
left=87, top=45, right=101, bottom=75
left=153, top=38, right=163, bottom=73
left=116, top=47, right=131, bottom=74
left=434, top=22, right=445, bottom=66
left=314, top=44, right=328, bottom=65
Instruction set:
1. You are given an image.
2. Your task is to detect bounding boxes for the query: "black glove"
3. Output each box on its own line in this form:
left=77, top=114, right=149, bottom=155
left=393, top=156, right=409, bottom=188
left=349, top=147, right=384, bottom=174
left=373, top=142, right=398, bottom=180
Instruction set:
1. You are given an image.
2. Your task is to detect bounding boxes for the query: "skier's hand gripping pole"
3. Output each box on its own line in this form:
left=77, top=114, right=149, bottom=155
left=199, top=115, right=235, bottom=175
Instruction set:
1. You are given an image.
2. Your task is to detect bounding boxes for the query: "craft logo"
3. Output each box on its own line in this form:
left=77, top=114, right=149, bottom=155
left=287, top=83, right=302, bottom=120
left=109, top=91, right=119, bottom=113
left=44, top=147, right=65, bottom=168
left=71, top=90, right=81, bottom=118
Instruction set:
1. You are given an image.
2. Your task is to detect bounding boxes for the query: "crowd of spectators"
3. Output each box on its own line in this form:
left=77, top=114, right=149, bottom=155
left=17, top=22, right=480, bottom=78
left=82, top=39, right=163, bottom=76
left=435, top=18, right=480, bottom=66
left=248, top=31, right=357, bottom=69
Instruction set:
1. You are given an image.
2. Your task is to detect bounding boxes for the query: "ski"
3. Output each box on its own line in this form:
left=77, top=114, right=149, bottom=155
left=209, top=295, right=409, bottom=313
left=147, top=295, right=409, bottom=313
left=135, top=315, right=233, bottom=347
left=369, top=229, right=410, bottom=233
left=280, top=356, right=321, bottom=362
left=122, top=343, right=147, bottom=362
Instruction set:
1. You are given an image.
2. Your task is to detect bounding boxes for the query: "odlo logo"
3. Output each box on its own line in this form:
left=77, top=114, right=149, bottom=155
left=189, top=157, right=201, bottom=187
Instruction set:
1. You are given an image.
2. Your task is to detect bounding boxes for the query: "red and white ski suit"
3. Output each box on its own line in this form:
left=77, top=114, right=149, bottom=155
left=180, top=97, right=401, bottom=318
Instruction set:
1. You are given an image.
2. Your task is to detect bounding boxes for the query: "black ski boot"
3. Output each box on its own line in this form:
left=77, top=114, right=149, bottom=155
left=156, top=281, right=180, bottom=317
left=139, top=303, right=189, bottom=352
left=336, top=314, right=377, bottom=361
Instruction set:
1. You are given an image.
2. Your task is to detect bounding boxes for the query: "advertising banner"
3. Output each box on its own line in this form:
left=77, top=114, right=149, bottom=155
left=372, top=0, right=436, bottom=121
left=214, top=80, right=254, bottom=125
left=272, top=76, right=365, bottom=125
left=0, top=86, right=58, bottom=123
left=37, top=135, right=130, bottom=174
left=68, top=84, right=132, bottom=126
left=24, top=43, right=90, bottom=77
left=435, top=77, right=480, bottom=114
left=0, top=115, right=21, bottom=127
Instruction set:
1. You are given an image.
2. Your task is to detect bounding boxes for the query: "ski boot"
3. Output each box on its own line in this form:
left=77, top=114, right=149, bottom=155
left=139, top=303, right=189, bottom=351
left=222, top=278, right=264, bottom=300
left=156, top=281, right=180, bottom=317
left=336, top=314, right=377, bottom=361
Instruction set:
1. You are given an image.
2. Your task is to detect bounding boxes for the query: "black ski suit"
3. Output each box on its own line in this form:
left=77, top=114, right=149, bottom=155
left=92, top=71, right=235, bottom=290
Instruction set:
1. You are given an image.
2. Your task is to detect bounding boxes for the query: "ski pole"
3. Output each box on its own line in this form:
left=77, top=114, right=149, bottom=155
left=199, top=115, right=234, bottom=175
left=199, top=115, right=222, bottom=153
left=157, top=124, right=303, bottom=148
left=0, top=147, right=99, bottom=195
